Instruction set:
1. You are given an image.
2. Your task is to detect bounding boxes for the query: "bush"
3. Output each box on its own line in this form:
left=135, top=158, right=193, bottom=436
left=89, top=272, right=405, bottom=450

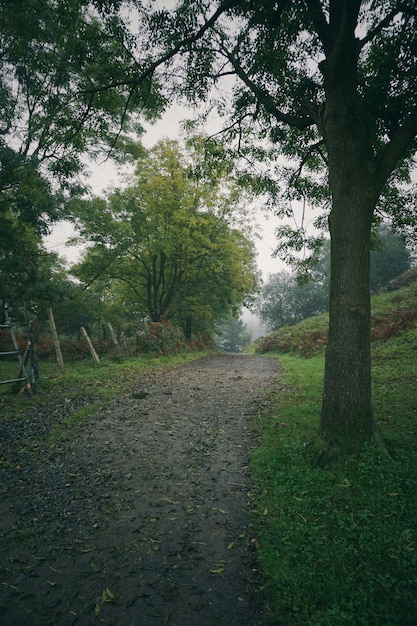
left=135, top=320, right=186, bottom=355
left=256, top=315, right=329, bottom=357
left=18, top=320, right=214, bottom=365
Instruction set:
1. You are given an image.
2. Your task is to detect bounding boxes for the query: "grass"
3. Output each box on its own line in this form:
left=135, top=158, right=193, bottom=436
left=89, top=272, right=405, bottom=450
left=256, top=281, right=417, bottom=356
left=2, top=283, right=417, bottom=624
left=251, top=282, right=417, bottom=625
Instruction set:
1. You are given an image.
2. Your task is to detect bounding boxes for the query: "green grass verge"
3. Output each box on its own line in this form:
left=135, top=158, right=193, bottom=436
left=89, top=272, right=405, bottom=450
left=252, top=350, right=417, bottom=625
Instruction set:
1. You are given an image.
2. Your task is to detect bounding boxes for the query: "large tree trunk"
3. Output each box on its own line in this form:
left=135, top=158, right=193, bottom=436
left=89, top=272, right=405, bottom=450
left=319, top=90, right=377, bottom=454
left=316, top=19, right=379, bottom=455
left=320, top=181, right=375, bottom=452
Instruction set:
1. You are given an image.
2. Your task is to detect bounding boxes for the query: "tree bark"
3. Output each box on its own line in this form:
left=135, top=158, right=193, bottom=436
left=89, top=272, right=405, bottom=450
left=320, top=178, right=375, bottom=452
left=319, top=46, right=377, bottom=452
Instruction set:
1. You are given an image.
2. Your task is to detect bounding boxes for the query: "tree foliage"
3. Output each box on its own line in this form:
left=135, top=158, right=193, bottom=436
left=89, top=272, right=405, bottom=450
left=3, top=0, right=417, bottom=453
left=71, top=138, right=259, bottom=337
left=0, top=0, right=162, bottom=183
left=0, top=0, right=164, bottom=307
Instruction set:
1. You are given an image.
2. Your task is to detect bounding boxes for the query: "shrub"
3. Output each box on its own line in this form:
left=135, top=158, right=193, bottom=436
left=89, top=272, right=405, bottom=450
left=136, top=320, right=186, bottom=355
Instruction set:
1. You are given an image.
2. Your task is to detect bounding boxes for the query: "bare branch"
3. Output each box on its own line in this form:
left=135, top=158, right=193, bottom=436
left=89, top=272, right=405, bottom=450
left=292, top=139, right=327, bottom=184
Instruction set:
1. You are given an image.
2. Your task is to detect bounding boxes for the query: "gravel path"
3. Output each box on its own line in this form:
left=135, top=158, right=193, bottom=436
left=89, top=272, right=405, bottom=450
left=0, top=354, right=280, bottom=626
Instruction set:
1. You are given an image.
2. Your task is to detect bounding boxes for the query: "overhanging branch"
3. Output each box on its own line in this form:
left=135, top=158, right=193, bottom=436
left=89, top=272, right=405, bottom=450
left=376, top=105, right=417, bottom=191
left=291, top=139, right=327, bottom=185
left=224, top=50, right=313, bottom=130
left=358, top=4, right=417, bottom=50
left=79, top=0, right=240, bottom=97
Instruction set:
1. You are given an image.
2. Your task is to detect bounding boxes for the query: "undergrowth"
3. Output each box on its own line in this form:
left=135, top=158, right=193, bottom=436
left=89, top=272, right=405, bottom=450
left=256, top=281, right=417, bottom=357
left=251, top=279, right=417, bottom=625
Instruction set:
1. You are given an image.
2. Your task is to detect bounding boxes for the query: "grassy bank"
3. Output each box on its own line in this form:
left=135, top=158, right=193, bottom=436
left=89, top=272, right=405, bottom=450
left=251, top=284, right=417, bottom=624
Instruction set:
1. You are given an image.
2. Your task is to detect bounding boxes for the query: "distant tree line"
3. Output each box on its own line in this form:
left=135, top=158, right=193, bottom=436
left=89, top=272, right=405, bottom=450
left=257, top=224, right=412, bottom=331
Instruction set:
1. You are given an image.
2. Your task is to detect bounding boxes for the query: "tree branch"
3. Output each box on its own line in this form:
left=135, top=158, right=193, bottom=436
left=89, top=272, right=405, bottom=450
left=80, top=0, right=239, bottom=96
left=304, top=0, right=332, bottom=52
left=224, top=50, right=313, bottom=130
left=291, top=139, right=327, bottom=186
left=206, top=112, right=254, bottom=141
left=376, top=105, right=417, bottom=191
left=358, top=4, right=417, bottom=50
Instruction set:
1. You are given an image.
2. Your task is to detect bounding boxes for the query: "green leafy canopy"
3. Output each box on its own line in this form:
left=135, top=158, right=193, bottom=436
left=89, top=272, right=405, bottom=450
left=71, top=137, right=259, bottom=336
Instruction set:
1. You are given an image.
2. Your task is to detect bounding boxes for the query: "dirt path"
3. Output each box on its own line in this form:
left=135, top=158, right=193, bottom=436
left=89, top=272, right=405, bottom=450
left=1, top=354, right=280, bottom=626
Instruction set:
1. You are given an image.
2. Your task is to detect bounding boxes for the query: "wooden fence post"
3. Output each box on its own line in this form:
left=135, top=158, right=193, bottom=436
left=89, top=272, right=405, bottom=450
left=80, top=326, right=100, bottom=365
left=107, top=322, right=118, bottom=346
left=47, top=307, right=65, bottom=375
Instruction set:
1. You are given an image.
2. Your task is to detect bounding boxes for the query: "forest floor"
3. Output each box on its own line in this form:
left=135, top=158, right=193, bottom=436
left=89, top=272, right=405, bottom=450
left=0, top=353, right=281, bottom=626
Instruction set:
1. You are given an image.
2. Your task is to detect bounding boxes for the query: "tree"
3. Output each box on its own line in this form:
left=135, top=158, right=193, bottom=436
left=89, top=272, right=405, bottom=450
left=117, top=0, right=416, bottom=455
left=257, top=270, right=328, bottom=331
left=72, top=139, right=258, bottom=337
left=0, top=149, right=65, bottom=305
left=0, top=0, right=162, bottom=183
left=4, top=1, right=417, bottom=454
left=218, top=317, right=252, bottom=353
left=0, top=0, right=166, bottom=304
left=259, top=224, right=411, bottom=330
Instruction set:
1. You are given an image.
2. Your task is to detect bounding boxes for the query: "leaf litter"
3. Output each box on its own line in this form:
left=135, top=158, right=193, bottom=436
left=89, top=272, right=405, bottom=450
left=0, top=354, right=280, bottom=625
